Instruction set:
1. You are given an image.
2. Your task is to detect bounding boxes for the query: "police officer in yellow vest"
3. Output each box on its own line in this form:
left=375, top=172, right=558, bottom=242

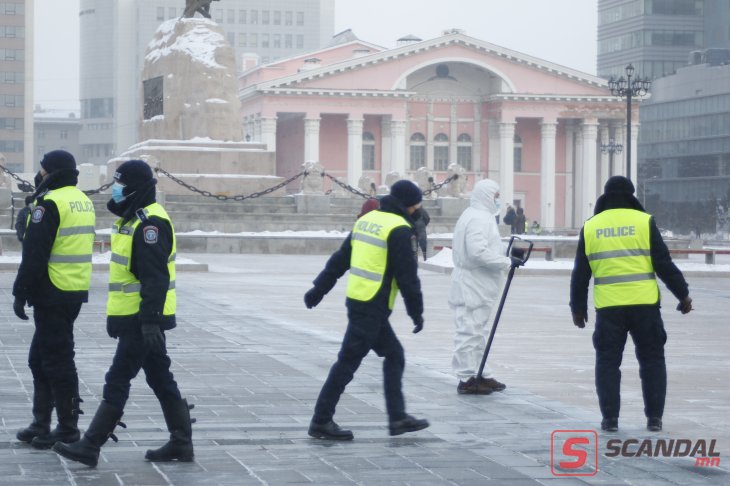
left=13, top=150, right=95, bottom=449
left=54, top=160, right=193, bottom=467
left=303, top=180, right=429, bottom=440
left=571, top=176, right=693, bottom=433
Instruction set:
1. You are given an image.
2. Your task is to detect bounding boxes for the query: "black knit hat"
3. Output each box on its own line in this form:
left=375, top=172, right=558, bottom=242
left=604, top=175, right=635, bottom=194
left=390, top=180, right=423, bottom=207
left=40, top=150, right=76, bottom=173
left=114, top=160, right=154, bottom=191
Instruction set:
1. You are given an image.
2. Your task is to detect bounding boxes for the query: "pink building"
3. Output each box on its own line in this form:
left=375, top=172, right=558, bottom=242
left=239, top=30, right=633, bottom=229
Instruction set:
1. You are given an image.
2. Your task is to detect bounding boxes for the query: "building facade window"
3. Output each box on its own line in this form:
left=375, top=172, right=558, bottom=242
left=239, top=10, right=246, bottom=23
left=457, top=133, right=472, bottom=170
left=285, top=11, right=293, bottom=25
left=250, top=33, right=258, bottom=47
left=434, top=133, right=449, bottom=170
left=262, top=33, right=269, bottom=48
left=273, top=34, right=281, bottom=48
left=238, top=33, right=247, bottom=47
left=156, top=6, right=164, bottom=20
left=409, top=132, right=426, bottom=170
left=513, top=134, right=523, bottom=172
left=285, top=34, right=292, bottom=48
left=226, top=9, right=235, bottom=23
left=251, top=10, right=258, bottom=24
left=262, top=10, right=269, bottom=24
left=296, top=11, right=304, bottom=26
left=296, top=35, right=304, bottom=48
left=168, top=7, right=176, bottom=19
left=362, top=132, right=376, bottom=170
left=274, top=11, right=281, bottom=25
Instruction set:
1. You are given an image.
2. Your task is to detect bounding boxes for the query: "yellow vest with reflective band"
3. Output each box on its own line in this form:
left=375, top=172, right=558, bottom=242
left=584, top=208, right=659, bottom=309
left=346, top=210, right=411, bottom=309
left=42, top=186, right=96, bottom=291
left=107, top=203, right=177, bottom=317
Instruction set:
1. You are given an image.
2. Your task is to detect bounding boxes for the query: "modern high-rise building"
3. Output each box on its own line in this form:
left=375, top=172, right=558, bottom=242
left=79, top=0, right=335, bottom=165
left=0, top=0, right=33, bottom=172
left=597, top=0, right=730, bottom=79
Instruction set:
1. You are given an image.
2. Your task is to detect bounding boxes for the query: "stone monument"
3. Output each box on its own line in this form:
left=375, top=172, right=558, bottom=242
left=112, top=17, right=281, bottom=196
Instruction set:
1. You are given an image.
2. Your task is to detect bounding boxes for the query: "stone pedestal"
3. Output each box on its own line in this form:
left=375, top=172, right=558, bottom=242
left=294, top=194, right=330, bottom=214
left=438, top=197, right=469, bottom=217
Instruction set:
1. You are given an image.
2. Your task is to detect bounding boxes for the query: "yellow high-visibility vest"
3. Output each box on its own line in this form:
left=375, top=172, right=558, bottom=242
left=107, top=203, right=177, bottom=317
left=42, top=187, right=96, bottom=291
left=346, top=210, right=411, bottom=309
left=584, top=208, right=659, bottom=309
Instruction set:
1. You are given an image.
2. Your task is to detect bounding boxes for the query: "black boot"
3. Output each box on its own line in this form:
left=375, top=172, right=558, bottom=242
left=16, top=381, right=53, bottom=443
left=145, top=399, right=195, bottom=462
left=53, top=401, right=125, bottom=468
left=31, top=389, right=83, bottom=449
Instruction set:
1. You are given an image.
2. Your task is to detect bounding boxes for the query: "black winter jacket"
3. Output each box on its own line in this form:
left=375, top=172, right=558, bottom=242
left=570, top=193, right=689, bottom=314
left=106, top=184, right=176, bottom=337
left=13, top=169, right=89, bottom=306
left=311, top=195, right=424, bottom=322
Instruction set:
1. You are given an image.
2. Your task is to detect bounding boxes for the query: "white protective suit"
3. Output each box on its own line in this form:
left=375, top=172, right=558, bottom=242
left=449, top=179, right=512, bottom=381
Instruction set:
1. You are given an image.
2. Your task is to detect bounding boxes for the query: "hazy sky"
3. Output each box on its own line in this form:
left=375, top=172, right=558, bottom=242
left=34, top=0, right=597, bottom=110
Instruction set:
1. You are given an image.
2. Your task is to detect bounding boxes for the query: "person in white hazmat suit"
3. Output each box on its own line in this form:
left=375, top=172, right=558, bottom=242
left=449, top=179, right=512, bottom=394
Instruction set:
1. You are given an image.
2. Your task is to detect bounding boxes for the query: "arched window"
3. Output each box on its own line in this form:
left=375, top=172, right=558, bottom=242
left=362, top=132, right=375, bottom=170
left=513, top=134, right=523, bottom=172
left=434, top=133, right=449, bottom=171
left=409, top=132, right=426, bottom=170
left=457, top=133, right=472, bottom=171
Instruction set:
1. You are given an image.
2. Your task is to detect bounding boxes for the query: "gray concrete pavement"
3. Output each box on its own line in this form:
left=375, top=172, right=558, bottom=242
left=1, top=254, right=728, bottom=485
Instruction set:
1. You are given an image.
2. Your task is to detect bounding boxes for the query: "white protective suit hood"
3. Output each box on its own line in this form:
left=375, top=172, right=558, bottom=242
left=470, top=179, right=501, bottom=216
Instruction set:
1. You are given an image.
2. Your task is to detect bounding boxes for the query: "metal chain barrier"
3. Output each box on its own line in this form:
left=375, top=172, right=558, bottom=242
left=0, top=162, right=114, bottom=195
left=423, top=173, right=458, bottom=196
left=320, top=171, right=372, bottom=199
left=153, top=166, right=306, bottom=201
left=83, top=181, right=114, bottom=195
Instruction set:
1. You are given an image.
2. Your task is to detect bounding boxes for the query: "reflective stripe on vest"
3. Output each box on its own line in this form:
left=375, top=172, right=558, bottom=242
left=107, top=203, right=177, bottom=317
left=584, top=208, right=659, bottom=309
left=42, top=187, right=96, bottom=291
left=346, top=210, right=411, bottom=309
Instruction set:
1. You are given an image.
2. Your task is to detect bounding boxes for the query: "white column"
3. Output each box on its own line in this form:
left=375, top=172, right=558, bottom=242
left=574, top=125, right=584, bottom=224
left=581, top=121, right=599, bottom=223
left=564, top=122, right=575, bottom=228
left=487, top=119, right=500, bottom=182
left=304, top=117, right=320, bottom=163
left=381, top=117, right=392, bottom=180
left=630, top=122, right=639, bottom=182
left=347, top=118, right=364, bottom=187
left=426, top=109, right=434, bottom=170
left=261, top=117, right=277, bottom=152
left=473, top=104, right=482, bottom=173
left=390, top=120, right=406, bottom=176
left=498, top=122, right=515, bottom=206
left=449, top=103, right=458, bottom=165
left=540, top=121, right=557, bottom=228
left=254, top=116, right=262, bottom=141
left=599, top=123, right=610, bottom=190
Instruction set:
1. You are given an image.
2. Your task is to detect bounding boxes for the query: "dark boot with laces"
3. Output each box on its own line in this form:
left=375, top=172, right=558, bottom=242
left=389, top=415, right=430, bottom=436
left=308, top=420, right=354, bottom=440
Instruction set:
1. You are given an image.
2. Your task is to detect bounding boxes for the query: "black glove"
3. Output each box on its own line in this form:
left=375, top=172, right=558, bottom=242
left=572, top=311, right=587, bottom=329
left=304, top=287, right=324, bottom=309
left=412, top=316, right=424, bottom=334
left=677, top=296, right=693, bottom=314
left=510, top=256, right=524, bottom=267
left=141, top=322, right=165, bottom=352
left=13, top=297, right=29, bottom=320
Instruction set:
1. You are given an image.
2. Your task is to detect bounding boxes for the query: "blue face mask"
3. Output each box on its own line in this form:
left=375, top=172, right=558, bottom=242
left=494, top=198, right=502, bottom=212
left=111, top=182, right=126, bottom=203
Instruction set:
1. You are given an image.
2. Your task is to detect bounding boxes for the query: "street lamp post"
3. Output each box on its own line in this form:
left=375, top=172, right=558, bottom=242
left=600, top=138, right=623, bottom=177
left=608, top=64, right=651, bottom=181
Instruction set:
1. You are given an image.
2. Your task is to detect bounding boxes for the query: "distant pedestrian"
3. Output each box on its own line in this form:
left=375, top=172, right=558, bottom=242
left=502, top=205, right=516, bottom=231
left=413, top=207, right=430, bottom=261
left=514, top=207, right=526, bottom=235
left=357, top=198, right=379, bottom=218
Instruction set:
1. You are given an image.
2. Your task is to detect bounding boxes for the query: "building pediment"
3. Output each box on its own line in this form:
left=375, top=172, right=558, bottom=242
left=242, top=32, right=607, bottom=100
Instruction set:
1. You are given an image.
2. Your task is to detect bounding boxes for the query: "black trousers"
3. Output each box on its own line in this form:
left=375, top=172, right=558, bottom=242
left=418, top=238, right=428, bottom=261
left=593, top=305, right=667, bottom=420
left=29, top=302, right=82, bottom=394
left=313, top=307, right=406, bottom=424
left=103, top=329, right=182, bottom=410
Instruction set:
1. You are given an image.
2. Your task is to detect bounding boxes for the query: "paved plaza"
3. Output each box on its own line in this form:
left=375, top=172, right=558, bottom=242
left=1, top=253, right=728, bottom=485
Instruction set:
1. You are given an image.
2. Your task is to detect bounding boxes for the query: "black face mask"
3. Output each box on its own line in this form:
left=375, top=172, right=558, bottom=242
left=34, top=171, right=43, bottom=188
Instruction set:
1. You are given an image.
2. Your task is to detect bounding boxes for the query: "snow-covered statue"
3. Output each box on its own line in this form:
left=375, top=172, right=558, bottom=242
left=384, top=171, right=401, bottom=188
left=301, top=161, right=324, bottom=194
left=445, top=163, right=467, bottom=197
left=414, top=167, right=436, bottom=199
left=183, top=0, right=219, bottom=19
left=358, top=174, right=376, bottom=196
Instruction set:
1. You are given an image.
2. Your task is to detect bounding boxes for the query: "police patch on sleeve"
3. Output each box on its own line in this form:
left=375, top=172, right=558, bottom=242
left=143, top=225, right=159, bottom=244
left=31, top=206, right=45, bottom=223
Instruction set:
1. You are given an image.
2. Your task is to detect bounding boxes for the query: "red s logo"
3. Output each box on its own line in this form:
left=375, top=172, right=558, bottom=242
left=560, top=437, right=589, bottom=469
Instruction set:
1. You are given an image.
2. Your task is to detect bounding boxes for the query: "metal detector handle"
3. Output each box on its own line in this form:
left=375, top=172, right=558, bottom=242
left=505, top=236, right=534, bottom=266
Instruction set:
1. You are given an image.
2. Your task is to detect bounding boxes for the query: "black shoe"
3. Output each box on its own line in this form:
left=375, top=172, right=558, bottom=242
left=647, top=417, right=662, bottom=432
left=308, top=420, right=353, bottom=441
left=389, top=415, right=429, bottom=436
left=601, top=418, right=618, bottom=432
left=145, top=399, right=194, bottom=462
